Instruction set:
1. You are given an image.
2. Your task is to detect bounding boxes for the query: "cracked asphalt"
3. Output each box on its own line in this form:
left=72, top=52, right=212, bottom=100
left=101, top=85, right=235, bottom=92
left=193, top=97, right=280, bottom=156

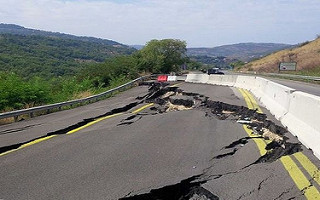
left=1, top=82, right=320, bottom=200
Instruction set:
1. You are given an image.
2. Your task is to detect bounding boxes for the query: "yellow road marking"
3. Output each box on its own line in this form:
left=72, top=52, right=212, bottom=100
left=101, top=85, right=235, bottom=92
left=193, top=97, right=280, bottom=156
left=242, top=125, right=267, bottom=155
left=67, top=113, right=124, bottom=135
left=132, top=103, right=154, bottom=114
left=242, top=89, right=263, bottom=113
left=239, top=89, right=254, bottom=109
left=0, top=135, right=57, bottom=157
left=281, top=156, right=320, bottom=199
left=294, top=152, right=320, bottom=186
left=170, top=83, right=183, bottom=87
left=1, top=103, right=155, bottom=156
left=239, top=88, right=320, bottom=199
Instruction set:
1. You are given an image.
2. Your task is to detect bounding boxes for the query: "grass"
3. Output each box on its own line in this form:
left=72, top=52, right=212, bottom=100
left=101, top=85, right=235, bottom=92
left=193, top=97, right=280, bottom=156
left=286, top=67, right=320, bottom=77
left=241, top=37, right=320, bottom=75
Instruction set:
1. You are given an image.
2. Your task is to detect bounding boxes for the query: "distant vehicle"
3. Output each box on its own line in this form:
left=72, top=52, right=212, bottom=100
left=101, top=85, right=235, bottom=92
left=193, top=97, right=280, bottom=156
left=207, top=68, right=224, bottom=75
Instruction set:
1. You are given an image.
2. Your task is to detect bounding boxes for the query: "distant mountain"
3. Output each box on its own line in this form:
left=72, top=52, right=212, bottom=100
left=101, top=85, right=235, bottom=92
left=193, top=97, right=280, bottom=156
left=242, top=38, right=320, bottom=73
left=130, top=45, right=144, bottom=50
left=0, top=23, right=126, bottom=47
left=0, top=24, right=136, bottom=78
left=187, top=43, right=293, bottom=62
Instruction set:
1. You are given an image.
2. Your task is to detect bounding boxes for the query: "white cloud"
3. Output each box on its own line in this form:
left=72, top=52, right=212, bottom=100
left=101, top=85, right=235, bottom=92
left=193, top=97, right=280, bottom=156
left=1, top=0, right=320, bottom=47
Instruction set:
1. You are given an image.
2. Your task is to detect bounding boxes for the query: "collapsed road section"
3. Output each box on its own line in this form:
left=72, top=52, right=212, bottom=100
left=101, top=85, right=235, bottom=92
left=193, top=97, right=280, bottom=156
left=142, top=82, right=302, bottom=163
left=0, top=83, right=308, bottom=200
left=119, top=82, right=303, bottom=199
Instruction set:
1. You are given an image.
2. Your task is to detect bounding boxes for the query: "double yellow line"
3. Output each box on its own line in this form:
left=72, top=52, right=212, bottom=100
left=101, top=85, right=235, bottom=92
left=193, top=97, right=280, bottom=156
left=239, top=88, right=320, bottom=199
left=0, top=103, right=155, bottom=157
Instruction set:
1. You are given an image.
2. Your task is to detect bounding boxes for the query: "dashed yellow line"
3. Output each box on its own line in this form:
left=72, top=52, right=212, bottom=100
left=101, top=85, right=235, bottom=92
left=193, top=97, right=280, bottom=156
left=239, top=88, right=320, bottom=199
left=170, top=83, right=183, bottom=87
left=67, top=113, right=124, bottom=135
left=1, top=103, right=155, bottom=156
left=132, top=103, right=154, bottom=114
left=0, top=135, right=57, bottom=157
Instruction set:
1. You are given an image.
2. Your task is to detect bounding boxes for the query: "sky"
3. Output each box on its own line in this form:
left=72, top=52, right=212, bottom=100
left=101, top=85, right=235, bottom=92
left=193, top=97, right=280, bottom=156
left=1, top=0, right=320, bottom=47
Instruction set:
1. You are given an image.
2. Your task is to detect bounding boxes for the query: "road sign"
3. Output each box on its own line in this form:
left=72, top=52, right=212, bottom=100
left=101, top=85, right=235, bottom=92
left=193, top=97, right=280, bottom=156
left=279, top=62, right=296, bottom=71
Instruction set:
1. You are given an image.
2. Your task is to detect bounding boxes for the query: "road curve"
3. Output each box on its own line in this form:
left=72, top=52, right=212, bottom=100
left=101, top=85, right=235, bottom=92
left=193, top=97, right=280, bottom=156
left=0, top=82, right=320, bottom=200
left=268, top=78, right=320, bottom=97
left=224, top=70, right=320, bottom=97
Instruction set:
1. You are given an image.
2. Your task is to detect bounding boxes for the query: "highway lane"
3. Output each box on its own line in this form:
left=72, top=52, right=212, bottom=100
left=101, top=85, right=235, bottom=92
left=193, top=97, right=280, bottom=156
left=268, top=78, right=320, bottom=97
left=1, top=82, right=320, bottom=199
left=223, top=70, right=320, bottom=97
left=0, top=86, right=149, bottom=148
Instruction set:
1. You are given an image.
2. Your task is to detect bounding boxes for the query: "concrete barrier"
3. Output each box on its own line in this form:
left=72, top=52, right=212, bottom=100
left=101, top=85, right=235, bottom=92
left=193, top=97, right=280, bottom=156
left=281, top=92, right=320, bottom=159
left=234, top=76, right=257, bottom=91
left=207, top=75, right=237, bottom=87
left=258, top=81, right=295, bottom=120
left=207, top=75, right=223, bottom=85
left=220, top=75, right=238, bottom=87
left=176, top=76, right=187, bottom=81
left=185, top=74, right=209, bottom=84
left=251, top=77, right=269, bottom=99
left=167, top=76, right=177, bottom=82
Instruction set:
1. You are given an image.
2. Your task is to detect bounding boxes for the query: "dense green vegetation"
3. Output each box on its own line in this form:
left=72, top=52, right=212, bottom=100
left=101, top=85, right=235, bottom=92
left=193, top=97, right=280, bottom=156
left=0, top=37, right=191, bottom=113
left=0, top=34, right=135, bottom=78
left=230, top=61, right=246, bottom=70
left=137, top=39, right=187, bottom=73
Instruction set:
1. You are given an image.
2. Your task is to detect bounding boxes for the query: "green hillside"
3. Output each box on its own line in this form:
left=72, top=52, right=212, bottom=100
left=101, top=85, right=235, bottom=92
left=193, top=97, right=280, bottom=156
left=0, top=34, right=189, bottom=117
left=0, top=33, right=135, bottom=78
left=187, top=43, right=293, bottom=62
left=0, top=23, right=122, bottom=46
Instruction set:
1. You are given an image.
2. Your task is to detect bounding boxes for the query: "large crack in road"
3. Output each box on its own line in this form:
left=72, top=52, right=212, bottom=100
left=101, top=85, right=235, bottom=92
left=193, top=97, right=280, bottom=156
left=120, top=82, right=302, bottom=199
left=0, top=101, right=141, bottom=154
left=142, top=82, right=302, bottom=162
left=120, top=175, right=219, bottom=200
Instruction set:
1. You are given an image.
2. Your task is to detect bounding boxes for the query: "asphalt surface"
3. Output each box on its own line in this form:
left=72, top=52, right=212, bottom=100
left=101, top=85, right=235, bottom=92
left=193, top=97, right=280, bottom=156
left=267, top=78, right=320, bottom=97
left=1, top=82, right=320, bottom=200
left=223, top=70, right=320, bottom=97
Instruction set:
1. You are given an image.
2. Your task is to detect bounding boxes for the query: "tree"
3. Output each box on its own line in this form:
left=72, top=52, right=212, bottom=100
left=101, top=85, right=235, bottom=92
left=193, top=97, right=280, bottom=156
left=137, top=39, right=187, bottom=73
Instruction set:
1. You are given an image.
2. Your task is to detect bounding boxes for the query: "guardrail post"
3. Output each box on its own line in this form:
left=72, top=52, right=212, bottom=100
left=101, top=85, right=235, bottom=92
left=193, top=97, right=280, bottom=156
left=29, top=112, right=34, bottom=118
left=14, top=116, right=18, bottom=122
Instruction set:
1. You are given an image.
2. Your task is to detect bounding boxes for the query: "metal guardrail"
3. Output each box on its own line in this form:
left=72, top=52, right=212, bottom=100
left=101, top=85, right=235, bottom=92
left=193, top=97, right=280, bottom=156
left=0, top=75, right=156, bottom=121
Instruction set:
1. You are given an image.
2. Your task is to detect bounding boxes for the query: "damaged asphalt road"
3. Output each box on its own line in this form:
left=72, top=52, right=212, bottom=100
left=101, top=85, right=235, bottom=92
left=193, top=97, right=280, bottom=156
left=0, top=82, right=319, bottom=200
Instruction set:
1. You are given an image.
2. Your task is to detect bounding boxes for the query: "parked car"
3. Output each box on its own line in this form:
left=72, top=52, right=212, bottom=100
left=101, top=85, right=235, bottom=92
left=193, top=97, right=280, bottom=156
left=207, top=68, right=224, bottom=75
